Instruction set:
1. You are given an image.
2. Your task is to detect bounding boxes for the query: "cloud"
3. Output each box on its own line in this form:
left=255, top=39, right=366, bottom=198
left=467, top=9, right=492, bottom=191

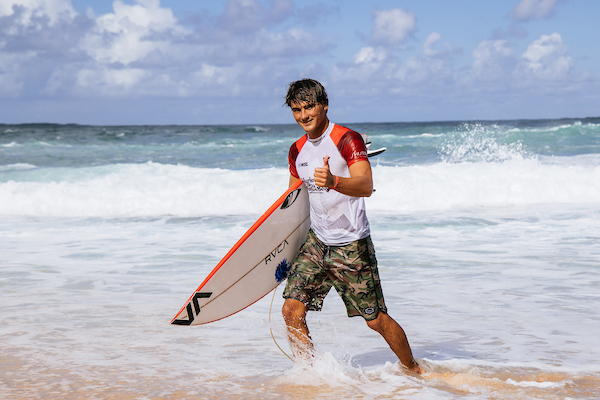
left=295, top=2, right=339, bottom=27
left=79, top=0, right=187, bottom=66
left=510, top=0, right=563, bottom=22
left=333, top=7, right=429, bottom=94
left=422, top=31, right=457, bottom=57
left=394, top=33, right=456, bottom=87
left=217, top=0, right=293, bottom=32
left=353, top=46, right=388, bottom=65
left=0, top=0, right=85, bottom=56
left=0, top=0, right=76, bottom=26
left=0, top=0, right=597, bottom=124
left=370, top=8, right=417, bottom=47
left=519, top=32, right=573, bottom=80
left=76, top=67, right=149, bottom=95
left=465, top=32, right=577, bottom=94
left=0, top=0, right=91, bottom=98
left=336, top=30, right=457, bottom=101
left=471, top=39, right=516, bottom=82
left=0, top=0, right=333, bottom=102
left=423, top=31, right=442, bottom=56
left=0, top=53, right=26, bottom=97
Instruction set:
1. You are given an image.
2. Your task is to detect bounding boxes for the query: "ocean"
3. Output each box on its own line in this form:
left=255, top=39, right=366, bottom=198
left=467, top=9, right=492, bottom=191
left=1, top=119, right=599, bottom=399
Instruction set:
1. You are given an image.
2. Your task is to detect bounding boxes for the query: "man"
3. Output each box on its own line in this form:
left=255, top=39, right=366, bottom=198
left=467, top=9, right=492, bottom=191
left=281, top=79, right=423, bottom=374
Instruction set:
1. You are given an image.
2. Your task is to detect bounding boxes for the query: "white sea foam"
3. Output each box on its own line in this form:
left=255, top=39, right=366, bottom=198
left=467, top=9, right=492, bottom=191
left=248, top=125, right=270, bottom=132
left=1, top=158, right=599, bottom=218
left=0, top=162, right=288, bottom=217
left=403, top=133, right=445, bottom=139
left=0, top=163, right=36, bottom=171
left=505, top=378, right=568, bottom=388
left=371, top=157, right=600, bottom=213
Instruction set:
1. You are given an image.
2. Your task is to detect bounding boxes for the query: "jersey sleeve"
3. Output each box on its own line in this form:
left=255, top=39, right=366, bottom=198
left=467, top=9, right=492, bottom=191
left=336, top=130, right=369, bottom=167
left=288, top=135, right=307, bottom=179
left=288, top=143, right=299, bottom=178
left=288, top=140, right=302, bottom=179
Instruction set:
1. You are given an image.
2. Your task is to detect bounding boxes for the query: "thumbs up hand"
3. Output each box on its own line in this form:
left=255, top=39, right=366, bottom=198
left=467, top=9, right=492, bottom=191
left=314, top=156, right=336, bottom=189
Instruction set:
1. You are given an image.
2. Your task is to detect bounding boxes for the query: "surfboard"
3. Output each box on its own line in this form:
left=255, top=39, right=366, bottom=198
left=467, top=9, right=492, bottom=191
left=361, top=133, right=386, bottom=157
left=171, top=179, right=310, bottom=326
left=171, top=134, right=386, bottom=326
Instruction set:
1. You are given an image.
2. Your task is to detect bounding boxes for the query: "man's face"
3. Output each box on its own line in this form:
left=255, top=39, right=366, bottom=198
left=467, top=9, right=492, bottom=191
left=290, top=100, right=329, bottom=138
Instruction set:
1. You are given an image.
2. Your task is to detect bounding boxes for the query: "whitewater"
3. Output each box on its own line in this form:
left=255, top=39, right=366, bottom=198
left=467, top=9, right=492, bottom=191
left=1, top=119, right=599, bottom=399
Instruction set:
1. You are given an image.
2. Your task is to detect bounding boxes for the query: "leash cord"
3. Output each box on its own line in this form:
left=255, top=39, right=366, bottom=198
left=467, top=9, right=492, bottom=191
left=269, top=286, right=294, bottom=362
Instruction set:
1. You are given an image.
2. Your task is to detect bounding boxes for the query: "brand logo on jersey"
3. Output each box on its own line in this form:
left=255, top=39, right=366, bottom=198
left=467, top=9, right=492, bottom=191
left=305, top=178, right=329, bottom=193
left=299, top=162, right=308, bottom=167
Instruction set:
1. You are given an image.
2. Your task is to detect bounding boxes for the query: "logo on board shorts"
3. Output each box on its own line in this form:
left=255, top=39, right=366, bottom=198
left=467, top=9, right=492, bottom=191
left=275, top=259, right=290, bottom=282
left=364, top=307, right=375, bottom=315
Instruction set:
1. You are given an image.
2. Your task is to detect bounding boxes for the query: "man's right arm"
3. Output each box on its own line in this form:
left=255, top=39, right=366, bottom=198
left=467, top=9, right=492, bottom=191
left=289, top=175, right=300, bottom=188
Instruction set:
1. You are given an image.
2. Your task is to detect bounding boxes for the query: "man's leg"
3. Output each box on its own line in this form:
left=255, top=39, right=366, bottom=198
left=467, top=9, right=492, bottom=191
left=282, top=298, right=314, bottom=360
left=366, top=312, right=424, bottom=374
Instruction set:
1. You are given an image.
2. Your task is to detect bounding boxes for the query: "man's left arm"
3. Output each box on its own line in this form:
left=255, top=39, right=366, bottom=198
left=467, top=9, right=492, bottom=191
left=314, top=157, right=373, bottom=197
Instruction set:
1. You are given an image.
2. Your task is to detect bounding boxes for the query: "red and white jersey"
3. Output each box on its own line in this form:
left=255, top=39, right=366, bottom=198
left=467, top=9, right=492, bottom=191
left=288, top=123, right=370, bottom=246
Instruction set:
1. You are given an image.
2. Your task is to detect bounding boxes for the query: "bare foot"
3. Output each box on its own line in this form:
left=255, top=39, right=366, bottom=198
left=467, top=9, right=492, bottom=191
left=405, top=360, right=425, bottom=375
left=411, top=363, right=425, bottom=375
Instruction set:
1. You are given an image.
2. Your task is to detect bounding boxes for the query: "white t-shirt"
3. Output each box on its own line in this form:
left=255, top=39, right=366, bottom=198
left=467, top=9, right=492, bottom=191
left=288, top=123, right=371, bottom=245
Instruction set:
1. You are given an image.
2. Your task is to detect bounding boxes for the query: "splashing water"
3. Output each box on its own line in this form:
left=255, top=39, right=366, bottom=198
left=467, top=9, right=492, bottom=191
left=440, top=123, right=534, bottom=163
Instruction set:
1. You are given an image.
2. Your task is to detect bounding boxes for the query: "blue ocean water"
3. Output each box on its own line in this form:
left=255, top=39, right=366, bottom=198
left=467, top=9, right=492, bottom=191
left=1, top=119, right=599, bottom=399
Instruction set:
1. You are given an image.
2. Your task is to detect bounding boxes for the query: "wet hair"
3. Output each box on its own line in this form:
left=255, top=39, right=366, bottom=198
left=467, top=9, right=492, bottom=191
left=284, top=79, right=328, bottom=108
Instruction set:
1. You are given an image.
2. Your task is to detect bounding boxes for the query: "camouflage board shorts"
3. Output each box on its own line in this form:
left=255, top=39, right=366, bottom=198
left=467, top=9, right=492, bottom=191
left=283, top=229, right=388, bottom=321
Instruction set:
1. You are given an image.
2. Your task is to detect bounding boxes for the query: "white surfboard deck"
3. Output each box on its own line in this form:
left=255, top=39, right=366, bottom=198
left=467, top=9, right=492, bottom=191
left=171, top=179, right=310, bottom=326
left=171, top=135, right=386, bottom=326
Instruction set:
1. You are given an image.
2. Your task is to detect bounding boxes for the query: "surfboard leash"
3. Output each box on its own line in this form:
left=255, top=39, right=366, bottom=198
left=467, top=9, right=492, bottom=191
left=269, top=286, right=295, bottom=363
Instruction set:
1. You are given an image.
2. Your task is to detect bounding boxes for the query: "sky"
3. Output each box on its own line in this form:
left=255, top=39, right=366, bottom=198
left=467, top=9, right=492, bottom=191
left=0, top=0, right=598, bottom=125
